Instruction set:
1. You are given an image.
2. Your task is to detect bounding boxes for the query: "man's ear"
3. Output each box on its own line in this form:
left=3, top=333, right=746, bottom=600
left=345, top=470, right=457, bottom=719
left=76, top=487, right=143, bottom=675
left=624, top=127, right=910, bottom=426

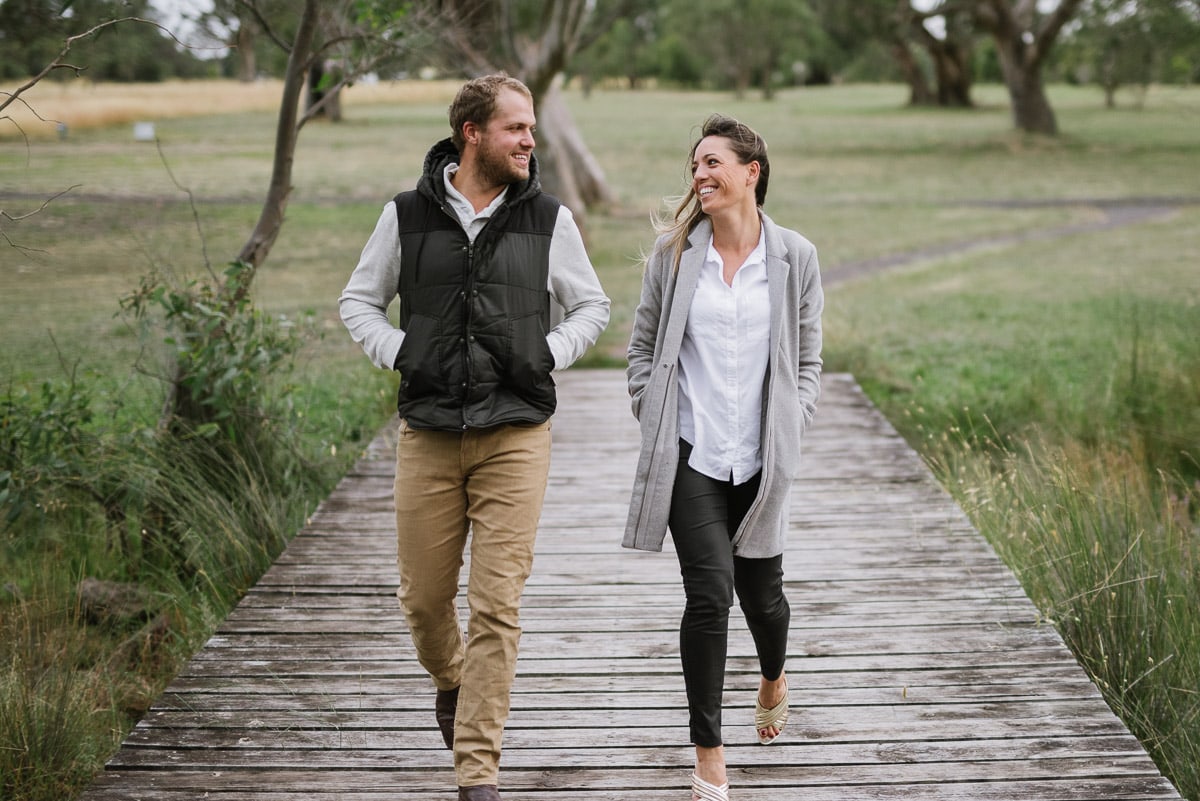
left=462, top=120, right=481, bottom=147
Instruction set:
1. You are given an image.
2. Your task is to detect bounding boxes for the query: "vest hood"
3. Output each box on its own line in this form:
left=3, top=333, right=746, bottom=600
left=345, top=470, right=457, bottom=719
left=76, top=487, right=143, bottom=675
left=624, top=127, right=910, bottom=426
left=417, top=137, right=543, bottom=207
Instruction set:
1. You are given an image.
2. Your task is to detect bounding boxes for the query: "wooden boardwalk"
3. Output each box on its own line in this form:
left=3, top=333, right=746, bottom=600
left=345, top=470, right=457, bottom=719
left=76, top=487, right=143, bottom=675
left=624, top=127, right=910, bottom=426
left=80, top=369, right=1182, bottom=801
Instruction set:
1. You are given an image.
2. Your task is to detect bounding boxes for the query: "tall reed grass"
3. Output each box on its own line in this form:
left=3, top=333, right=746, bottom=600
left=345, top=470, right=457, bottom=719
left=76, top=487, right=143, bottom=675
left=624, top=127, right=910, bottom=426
left=929, top=434, right=1200, bottom=798
left=0, top=376, right=366, bottom=801
left=0, top=598, right=123, bottom=801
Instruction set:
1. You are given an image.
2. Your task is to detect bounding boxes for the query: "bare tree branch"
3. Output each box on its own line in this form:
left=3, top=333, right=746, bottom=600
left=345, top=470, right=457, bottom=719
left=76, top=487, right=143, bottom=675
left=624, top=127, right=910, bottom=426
left=154, top=141, right=217, bottom=281
left=1036, top=0, right=1085, bottom=51
left=235, top=0, right=293, bottom=52
left=0, top=186, right=81, bottom=256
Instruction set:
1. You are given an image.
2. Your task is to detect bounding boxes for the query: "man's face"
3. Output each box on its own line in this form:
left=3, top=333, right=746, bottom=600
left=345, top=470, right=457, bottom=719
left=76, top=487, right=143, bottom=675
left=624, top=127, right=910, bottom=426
left=474, top=88, right=536, bottom=186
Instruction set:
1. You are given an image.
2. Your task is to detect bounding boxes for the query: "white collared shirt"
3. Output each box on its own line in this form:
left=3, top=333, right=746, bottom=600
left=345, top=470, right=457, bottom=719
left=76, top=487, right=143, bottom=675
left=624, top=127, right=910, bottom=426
left=678, top=228, right=770, bottom=485
left=443, top=163, right=508, bottom=241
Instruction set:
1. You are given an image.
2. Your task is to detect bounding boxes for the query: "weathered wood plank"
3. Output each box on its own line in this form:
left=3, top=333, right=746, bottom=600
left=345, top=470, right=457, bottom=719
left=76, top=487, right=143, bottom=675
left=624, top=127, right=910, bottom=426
left=77, top=370, right=1183, bottom=800
left=80, top=773, right=1182, bottom=801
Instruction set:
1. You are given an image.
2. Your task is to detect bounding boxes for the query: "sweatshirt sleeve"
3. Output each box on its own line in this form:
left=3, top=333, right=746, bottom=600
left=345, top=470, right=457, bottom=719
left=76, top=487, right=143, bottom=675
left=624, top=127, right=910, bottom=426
left=339, top=202, right=405, bottom=371
left=546, top=205, right=610, bottom=370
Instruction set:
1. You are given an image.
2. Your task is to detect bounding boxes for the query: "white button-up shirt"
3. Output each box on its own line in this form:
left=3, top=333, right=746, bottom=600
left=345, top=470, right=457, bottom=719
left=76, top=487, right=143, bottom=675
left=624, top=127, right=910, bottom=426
left=678, top=228, right=770, bottom=485
left=443, top=163, right=508, bottom=241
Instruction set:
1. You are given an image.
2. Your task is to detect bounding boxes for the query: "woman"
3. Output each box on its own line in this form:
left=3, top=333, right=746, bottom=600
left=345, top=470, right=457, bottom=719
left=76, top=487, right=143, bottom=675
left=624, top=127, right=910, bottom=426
left=623, top=114, right=824, bottom=801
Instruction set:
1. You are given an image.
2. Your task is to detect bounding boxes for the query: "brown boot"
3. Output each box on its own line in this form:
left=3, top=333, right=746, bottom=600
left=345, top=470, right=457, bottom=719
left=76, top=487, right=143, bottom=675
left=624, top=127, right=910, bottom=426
left=457, top=785, right=500, bottom=800
left=435, top=686, right=459, bottom=749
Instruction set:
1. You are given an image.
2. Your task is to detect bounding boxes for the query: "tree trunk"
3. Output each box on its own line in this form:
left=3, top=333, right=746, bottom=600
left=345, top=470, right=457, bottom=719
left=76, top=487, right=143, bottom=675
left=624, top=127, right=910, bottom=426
left=164, top=0, right=318, bottom=429
left=1009, top=72, right=1058, bottom=134
left=235, top=23, right=256, bottom=82
left=1103, top=82, right=1117, bottom=109
left=534, top=81, right=615, bottom=232
left=972, top=0, right=1084, bottom=135
left=306, top=59, right=344, bottom=121
left=761, top=49, right=778, bottom=100
left=891, top=40, right=935, bottom=106
left=235, top=0, right=317, bottom=274
left=734, top=62, right=751, bottom=99
left=995, top=38, right=1059, bottom=134
left=931, top=41, right=973, bottom=107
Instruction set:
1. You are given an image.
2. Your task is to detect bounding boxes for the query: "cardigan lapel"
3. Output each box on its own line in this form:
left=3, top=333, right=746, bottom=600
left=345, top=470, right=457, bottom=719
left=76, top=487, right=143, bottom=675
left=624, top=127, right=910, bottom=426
left=762, top=213, right=788, bottom=360
left=660, top=219, right=709, bottom=361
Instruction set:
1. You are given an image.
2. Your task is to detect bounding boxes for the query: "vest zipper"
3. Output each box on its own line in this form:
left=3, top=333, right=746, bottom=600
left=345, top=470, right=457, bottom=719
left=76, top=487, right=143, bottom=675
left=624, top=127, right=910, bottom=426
left=461, top=239, right=475, bottom=430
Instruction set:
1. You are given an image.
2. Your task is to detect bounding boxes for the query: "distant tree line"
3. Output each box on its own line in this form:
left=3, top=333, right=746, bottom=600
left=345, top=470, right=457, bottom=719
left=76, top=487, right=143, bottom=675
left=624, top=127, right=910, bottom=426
left=3, top=0, right=1196, bottom=96
left=2, top=0, right=1198, bottom=137
left=0, top=0, right=212, bottom=81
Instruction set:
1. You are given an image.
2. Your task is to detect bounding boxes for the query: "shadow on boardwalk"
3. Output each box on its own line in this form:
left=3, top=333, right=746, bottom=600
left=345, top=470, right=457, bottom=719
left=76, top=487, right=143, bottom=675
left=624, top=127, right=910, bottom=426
left=79, top=369, right=1182, bottom=801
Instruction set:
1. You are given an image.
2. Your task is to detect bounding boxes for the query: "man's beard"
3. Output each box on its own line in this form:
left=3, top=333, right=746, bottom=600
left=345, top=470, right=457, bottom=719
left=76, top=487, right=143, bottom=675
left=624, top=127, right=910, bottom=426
left=477, top=138, right=530, bottom=186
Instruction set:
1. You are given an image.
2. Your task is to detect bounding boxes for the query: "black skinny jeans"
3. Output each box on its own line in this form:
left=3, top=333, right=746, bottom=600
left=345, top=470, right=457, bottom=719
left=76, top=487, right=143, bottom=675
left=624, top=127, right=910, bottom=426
left=669, top=441, right=790, bottom=748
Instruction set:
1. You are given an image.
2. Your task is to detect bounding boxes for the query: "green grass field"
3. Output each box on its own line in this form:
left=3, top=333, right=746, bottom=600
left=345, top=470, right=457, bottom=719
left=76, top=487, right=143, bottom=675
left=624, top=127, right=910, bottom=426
left=2, top=80, right=1199, bottom=800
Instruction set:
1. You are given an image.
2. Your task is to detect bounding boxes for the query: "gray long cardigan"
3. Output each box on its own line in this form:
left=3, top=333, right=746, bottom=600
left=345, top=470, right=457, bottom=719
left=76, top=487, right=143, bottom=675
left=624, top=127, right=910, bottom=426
left=622, top=213, right=824, bottom=558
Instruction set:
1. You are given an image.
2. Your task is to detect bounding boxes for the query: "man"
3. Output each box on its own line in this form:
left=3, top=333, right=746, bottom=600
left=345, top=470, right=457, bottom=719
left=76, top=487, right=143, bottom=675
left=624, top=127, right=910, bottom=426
left=339, top=75, right=609, bottom=801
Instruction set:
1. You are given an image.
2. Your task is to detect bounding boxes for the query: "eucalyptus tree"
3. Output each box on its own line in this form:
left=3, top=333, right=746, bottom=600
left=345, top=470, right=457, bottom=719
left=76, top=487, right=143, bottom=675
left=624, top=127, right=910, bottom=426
left=1063, top=0, right=1200, bottom=106
left=821, top=0, right=1082, bottom=130
left=661, top=0, right=818, bottom=98
left=812, top=0, right=976, bottom=106
left=406, top=0, right=641, bottom=219
left=958, top=0, right=1085, bottom=134
left=907, top=1, right=977, bottom=106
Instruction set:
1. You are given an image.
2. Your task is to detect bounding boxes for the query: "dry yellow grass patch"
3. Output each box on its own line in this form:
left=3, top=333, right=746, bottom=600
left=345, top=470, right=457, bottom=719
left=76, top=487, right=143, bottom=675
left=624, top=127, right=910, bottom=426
left=0, top=78, right=460, bottom=139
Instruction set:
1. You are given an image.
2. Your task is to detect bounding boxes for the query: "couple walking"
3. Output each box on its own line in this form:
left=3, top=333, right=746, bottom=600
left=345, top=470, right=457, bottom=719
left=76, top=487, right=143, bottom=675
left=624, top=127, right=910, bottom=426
left=339, top=74, right=824, bottom=801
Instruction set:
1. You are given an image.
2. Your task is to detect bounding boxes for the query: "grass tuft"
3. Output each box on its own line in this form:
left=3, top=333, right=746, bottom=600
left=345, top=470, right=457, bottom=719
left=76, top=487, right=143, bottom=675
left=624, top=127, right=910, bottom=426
left=932, top=436, right=1200, bottom=797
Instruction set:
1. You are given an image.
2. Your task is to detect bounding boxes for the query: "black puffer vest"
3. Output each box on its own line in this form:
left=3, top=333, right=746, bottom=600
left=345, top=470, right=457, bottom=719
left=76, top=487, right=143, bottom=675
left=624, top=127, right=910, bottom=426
left=392, top=138, right=561, bottom=431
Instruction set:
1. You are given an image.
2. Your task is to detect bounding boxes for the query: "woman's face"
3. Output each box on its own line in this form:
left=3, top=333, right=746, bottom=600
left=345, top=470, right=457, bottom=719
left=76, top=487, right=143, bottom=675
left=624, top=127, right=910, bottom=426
left=691, top=135, right=758, bottom=215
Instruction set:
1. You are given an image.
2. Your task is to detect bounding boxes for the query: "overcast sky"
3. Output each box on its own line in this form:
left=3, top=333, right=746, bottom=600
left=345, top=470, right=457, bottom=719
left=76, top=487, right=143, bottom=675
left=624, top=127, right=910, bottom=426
left=149, top=0, right=214, bottom=42
left=151, top=0, right=212, bottom=26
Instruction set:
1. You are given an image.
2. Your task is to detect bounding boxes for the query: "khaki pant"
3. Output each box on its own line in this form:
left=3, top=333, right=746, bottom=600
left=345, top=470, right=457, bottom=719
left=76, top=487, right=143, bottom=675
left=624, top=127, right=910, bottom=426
left=393, top=418, right=552, bottom=787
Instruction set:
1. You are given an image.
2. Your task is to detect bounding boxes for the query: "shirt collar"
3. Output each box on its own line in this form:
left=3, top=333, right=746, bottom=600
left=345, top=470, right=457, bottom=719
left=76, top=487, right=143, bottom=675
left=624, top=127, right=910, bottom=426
left=443, top=163, right=509, bottom=218
left=704, top=221, right=767, bottom=269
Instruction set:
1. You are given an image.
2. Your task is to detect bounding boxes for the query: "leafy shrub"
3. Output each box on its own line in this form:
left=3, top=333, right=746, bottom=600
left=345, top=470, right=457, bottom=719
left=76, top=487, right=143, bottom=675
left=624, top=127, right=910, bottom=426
left=0, top=378, right=93, bottom=527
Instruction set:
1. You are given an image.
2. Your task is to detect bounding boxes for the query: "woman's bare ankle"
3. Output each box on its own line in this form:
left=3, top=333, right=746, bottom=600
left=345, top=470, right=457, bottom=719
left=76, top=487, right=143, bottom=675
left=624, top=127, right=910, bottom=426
left=758, top=674, right=787, bottom=707
left=694, top=744, right=726, bottom=786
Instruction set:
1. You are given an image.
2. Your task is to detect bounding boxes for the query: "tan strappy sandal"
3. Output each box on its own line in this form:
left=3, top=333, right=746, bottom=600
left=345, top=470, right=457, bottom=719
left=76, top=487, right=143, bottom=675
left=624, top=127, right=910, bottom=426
left=691, top=772, right=730, bottom=801
left=754, top=678, right=789, bottom=745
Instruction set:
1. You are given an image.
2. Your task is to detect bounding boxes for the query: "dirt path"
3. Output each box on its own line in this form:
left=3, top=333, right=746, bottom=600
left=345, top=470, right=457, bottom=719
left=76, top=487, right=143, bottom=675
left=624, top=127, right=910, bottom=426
left=2, top=192, right=1193, bottom=286
left=825, top=197, right=1193, bottom=286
